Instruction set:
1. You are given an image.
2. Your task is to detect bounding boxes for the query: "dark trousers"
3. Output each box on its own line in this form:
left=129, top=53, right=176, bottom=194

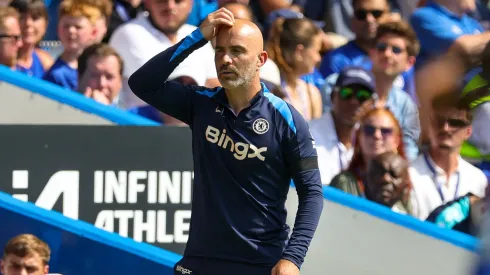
left=173, top=256, right=273, bottom=275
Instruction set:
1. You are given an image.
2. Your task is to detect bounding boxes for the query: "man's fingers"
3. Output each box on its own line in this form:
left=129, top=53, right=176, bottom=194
left=211, top=12, right=234, bottom=25
left=220, top=7, right=235, bottom=22
left=212, top=18, right=234, bottom=28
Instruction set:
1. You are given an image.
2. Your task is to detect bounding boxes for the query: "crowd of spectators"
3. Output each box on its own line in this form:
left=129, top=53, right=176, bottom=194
left=0, top=0, right=489, bottom=236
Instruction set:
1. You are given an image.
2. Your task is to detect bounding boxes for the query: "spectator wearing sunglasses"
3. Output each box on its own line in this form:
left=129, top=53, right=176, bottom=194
left=410, top=92, right=488, bottom=220
left=310, top=67, right=375, bottom=185
left=319, top=0, right=417, bottom=104
left=0, top=6, right=22, bottom=70
left=368, top=20, right=421, bottom=161
left=329, top=107, right=407, bottom=196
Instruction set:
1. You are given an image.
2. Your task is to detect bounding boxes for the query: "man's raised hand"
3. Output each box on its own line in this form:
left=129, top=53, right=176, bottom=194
left=199, top=8, right=235, bottom=41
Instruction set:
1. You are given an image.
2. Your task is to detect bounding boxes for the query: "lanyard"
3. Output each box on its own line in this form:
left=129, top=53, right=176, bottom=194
left=423, top=153, right=460, bottom=202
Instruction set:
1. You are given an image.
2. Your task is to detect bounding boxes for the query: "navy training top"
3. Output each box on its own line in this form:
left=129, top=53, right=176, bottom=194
left=128, top=28, right=324, bottom=269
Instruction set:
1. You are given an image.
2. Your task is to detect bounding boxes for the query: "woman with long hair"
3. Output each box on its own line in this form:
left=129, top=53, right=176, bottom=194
left=266, top=17, right=323, bottom=121
left=329, top=107, right=413, bottom=214
left=10, top=0, right=53, bottom=78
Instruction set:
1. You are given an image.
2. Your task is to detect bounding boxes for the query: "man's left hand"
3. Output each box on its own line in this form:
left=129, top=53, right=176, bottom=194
left=271, top=259, right=299, bottom=275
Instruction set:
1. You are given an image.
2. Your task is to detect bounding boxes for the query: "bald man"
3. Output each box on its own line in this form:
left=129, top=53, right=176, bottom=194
left=129, top=8, right=323, bottom=275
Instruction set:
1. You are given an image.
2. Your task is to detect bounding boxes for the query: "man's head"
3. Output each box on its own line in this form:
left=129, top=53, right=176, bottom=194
left=78, top=43, right=123, bottom=105
left=332, top=67, right=375, bottom=126
left=1, top=234, right=50, bottom=275
left=214, top=19, right=267, bottom=90
left=58, top=0, right=99, bottom=53
left=351, top=0, right=390, bottom=41
left=143, top=0, right=192, bottom=35
left=0, top=6, right=21, bottom=68
left=370, top=20, right=419, bottom=78
left=429, top=92, right=473, bottom=152
left=366, top=151, right=409, bottom=207
left=222, top=2, right=252, bottom=21
left=9, top=0, right=48, bottom=47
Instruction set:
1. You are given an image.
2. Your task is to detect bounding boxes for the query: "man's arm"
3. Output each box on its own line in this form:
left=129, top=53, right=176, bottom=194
left=280, top=106, right=324, bottom=270
left=449, top=32, right=490, bottom=67
left=127, top=28, right=210, bottom=124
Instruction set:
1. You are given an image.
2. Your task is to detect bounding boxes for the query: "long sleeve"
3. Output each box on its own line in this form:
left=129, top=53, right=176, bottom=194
left=128, top=28, right=213, bottom=125
left=282, top=105, right=324, bottom=269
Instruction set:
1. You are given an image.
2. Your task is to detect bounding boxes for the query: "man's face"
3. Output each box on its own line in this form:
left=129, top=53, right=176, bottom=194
left=0, top=16, right=22, bottom=68
left=79, top=55, right=122, bottom=104
left=366, top=154, right=408, bottom=207
left=214, top=25, right=263, bottom=89
left=429, top=107, right=472, bottom=152
left=351, top=0, right=389, bottom=41
left=145, top=0, right=192, bottom=35
left=370, top=34, right=413, bottom=77
left=332, top=84, right=373, bottom=126
left=1, top=254, right=48, bottom=275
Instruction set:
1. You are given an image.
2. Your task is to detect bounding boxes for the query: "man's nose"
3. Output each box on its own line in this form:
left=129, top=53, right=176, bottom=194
left=221, top=53, right=232, bottom=64
left=165, top=0, right=176, bottom=10
left=365, top=13, right=376, bottom=23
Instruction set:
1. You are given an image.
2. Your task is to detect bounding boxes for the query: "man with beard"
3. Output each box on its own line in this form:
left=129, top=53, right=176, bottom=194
left=128, top=8, right=323, bottom=275
left=110, top=0, right=220, bottom=109
left=409, top=92, right=487, bottom=220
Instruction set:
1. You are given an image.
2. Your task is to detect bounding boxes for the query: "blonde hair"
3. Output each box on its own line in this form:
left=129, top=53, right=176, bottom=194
left=3, top=234, right=51, bottom=265
left=59, top=0, right=101, bottom=25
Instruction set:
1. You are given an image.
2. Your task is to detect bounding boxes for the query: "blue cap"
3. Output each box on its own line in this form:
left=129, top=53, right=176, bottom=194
left=264, top=9, right=326, bottom=34
left=335, top=67, right=376, bottom=94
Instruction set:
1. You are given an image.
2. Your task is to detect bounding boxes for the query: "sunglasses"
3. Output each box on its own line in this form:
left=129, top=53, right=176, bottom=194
left=339, top=87, right=373, bottom=103
left=432, top=115, right=471, bottom=128
left=363, top=124, right=394, bottom=138
left=354, top=9, right=385, bottom=21
left=375, top=42, right=404, bottom=55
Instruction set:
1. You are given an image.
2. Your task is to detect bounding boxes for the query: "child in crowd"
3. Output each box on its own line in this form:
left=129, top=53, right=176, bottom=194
left=42, top=0, right=98, bottom=90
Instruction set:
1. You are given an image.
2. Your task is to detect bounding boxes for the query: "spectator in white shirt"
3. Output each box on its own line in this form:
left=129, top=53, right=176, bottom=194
left=410, top=92, right=488, bottom=220
left=109, top=0, right=219, bottom=109
left=309, top=66, right=375, bottom=185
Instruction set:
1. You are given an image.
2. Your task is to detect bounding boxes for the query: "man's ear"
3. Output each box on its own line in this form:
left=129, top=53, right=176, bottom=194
left=405, top=55, right=416, bottom=71
left=464, top=125, right=473, bottom=140
left=44, top=264, right=49, bottom=274
left=257, top=51, right=268, bottom=71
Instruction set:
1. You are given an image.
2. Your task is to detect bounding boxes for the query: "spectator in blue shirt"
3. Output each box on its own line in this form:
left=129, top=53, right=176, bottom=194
left=410, top=0, right=489, bottom=70
left=319, top=0, right=416, bottom=102
left=43, top=0, right=98, bottom=91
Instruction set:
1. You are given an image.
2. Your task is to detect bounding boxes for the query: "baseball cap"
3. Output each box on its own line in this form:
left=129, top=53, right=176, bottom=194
left=264, top=9, right=326, bottom=36
left=335, top=67, right=376, bottom=94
